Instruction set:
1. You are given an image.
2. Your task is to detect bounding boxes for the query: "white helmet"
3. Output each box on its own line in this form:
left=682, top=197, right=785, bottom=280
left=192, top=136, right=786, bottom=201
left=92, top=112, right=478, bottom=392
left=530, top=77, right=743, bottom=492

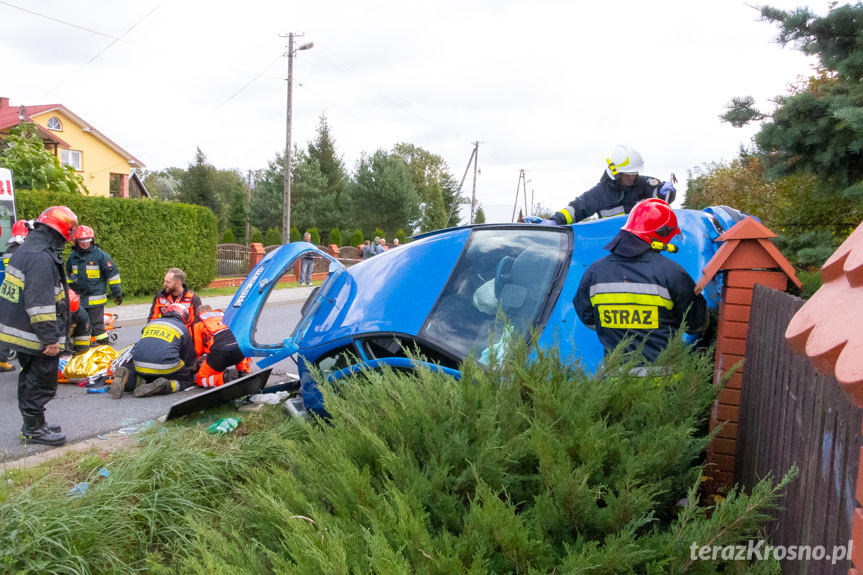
left=605, top=145, right=645, bottom=178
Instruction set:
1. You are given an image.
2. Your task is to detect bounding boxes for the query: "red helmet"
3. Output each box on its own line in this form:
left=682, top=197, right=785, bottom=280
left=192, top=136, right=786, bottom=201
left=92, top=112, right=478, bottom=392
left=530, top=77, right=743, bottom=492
left=621, top=198, right=680, bottom=246
left=164, top=303, right=190, bottom=325
left=36, top=206, right=78, bottom=242
left=73, top=225, right=95, bottom=242
left=68, top=288, right=80, bottom=313
left=7, top=219, right=28, bottom=245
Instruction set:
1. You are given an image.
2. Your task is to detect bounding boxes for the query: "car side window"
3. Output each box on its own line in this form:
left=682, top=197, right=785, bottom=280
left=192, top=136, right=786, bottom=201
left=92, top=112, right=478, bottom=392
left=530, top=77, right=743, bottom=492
left=313, top=344, right=359, bottom=377
left=421, top=228, right=569, bottom=363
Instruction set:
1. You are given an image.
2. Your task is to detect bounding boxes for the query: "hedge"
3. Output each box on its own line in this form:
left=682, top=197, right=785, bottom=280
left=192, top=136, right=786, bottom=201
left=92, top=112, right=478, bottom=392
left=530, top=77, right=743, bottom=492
left=16, top=191, right=218, bottom=296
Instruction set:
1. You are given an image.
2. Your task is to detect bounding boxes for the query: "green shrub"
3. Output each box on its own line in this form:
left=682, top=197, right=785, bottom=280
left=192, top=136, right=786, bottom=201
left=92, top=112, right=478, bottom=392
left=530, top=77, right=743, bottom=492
left=16, top=191, right=217, bottom=294
left=349, top=228, right=364, bottom=246
left=251, top=228, right=263, bottom=244
left=290, top=226, right=301, bottom=243
left=328, top=227, right=342, bottom=247
left=305, top=227, right=321, bottom=245
left=0, top=335, right=793, bottom=573
left=373, top=227, right=386, bottom=240
left=395, top=228, right=407, bottom=244
left=221, top=228, right=235, bottom=244
left=264, top=227, right=281, bottom=247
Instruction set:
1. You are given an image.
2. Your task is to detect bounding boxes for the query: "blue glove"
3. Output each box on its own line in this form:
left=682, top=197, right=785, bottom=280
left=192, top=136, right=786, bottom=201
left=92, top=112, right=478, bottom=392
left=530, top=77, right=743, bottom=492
left=522, top=216, right=542, bottom=224
left=659, top=181, right=675, bottom=197
left=540, top=218, right=558, bottom=226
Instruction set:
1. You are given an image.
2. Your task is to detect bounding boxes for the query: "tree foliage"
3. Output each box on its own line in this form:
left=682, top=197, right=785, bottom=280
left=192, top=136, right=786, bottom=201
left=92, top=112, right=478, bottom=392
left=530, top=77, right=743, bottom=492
left=264, top=227, right=282, bottom=247
left=392, top=142, right=460, bottom=232
left=0, top=122, right=86, bottom=194
left=343, top=150, right=421, bottom=237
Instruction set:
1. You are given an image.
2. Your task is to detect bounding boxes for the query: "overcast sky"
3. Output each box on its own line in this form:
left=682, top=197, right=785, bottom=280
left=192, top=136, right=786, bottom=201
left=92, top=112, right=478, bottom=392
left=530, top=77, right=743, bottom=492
left=1, top=0, right=823, bottom=223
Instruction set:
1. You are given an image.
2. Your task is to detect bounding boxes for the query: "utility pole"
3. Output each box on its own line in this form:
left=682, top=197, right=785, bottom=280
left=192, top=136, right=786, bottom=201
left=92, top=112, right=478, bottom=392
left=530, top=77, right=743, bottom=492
left=280, top=32, right=313, bottom=244
left=469, top=141, right=480, bottom=224
left=245, top=170, right=252, bottom=245
left=512, top=169, right=528, bottom=222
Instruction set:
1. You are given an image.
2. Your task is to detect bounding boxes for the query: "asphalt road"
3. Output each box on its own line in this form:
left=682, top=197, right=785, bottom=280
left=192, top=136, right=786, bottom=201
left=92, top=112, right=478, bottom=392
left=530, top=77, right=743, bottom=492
left=0, top=288, right=309, bottom=463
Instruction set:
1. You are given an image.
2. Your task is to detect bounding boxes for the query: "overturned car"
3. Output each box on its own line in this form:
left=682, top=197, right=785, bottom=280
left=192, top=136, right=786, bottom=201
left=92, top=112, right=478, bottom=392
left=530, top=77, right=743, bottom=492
left=225, top=207, right=746, bottom=415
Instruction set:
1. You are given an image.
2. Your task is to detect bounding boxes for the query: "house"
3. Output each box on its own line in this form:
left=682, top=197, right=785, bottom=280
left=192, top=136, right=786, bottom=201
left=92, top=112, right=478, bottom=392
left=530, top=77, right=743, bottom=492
left=0, top=97, right=146, bottom=198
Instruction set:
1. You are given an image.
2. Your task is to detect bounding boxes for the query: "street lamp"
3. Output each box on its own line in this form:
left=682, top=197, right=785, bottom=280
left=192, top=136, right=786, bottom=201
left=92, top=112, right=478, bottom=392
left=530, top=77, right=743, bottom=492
left=282, top=32, right=314, bottom=244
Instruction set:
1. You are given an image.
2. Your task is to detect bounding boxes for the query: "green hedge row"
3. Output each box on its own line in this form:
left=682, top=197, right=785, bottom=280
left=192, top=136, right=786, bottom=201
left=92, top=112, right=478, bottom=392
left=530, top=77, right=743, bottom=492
left=16, top=191, right=218, bottom=296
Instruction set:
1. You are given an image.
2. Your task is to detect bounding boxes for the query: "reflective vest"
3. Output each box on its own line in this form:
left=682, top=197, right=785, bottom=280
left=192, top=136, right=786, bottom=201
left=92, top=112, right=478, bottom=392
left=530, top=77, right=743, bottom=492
left=148, top=286, right=201, bottom=329
left=192, top=309, right=232, bottom=356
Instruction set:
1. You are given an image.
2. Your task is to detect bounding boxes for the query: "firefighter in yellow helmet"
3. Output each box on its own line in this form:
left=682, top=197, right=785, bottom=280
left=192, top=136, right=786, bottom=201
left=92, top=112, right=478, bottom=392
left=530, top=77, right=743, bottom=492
left=544, top=145, right=676, bottom=225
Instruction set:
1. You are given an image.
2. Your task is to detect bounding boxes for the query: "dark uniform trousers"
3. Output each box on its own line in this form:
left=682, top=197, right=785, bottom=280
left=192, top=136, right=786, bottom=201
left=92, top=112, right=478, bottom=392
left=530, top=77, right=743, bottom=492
left=18, top=352, right=60, bottom=415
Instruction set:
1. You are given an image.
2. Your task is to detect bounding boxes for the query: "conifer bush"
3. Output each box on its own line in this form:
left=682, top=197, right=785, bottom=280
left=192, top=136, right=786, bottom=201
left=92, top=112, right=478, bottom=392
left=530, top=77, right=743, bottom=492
left=0, top=336, right=792, bottom=573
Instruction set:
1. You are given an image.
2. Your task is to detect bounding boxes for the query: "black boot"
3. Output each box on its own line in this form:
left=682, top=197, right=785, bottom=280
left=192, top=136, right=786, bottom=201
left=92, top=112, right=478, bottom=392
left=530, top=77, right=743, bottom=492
left=21, top=412, right=66, bottom=446
left=38, top=411, right=62, bottom=434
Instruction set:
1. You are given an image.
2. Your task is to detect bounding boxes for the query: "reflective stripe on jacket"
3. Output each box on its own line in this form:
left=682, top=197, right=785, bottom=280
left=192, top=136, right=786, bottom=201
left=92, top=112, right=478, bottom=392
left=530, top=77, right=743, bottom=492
left=0, top=227, right=70, bottom=354
left=555, top=172, right=664, bottom=224
left=132, top=316, right=196, bottom=376
left=574, top=249, right=707, bottom=362
left=65, top=243, right=122, bottom=308
left=148, top=285, right=202, bottom=329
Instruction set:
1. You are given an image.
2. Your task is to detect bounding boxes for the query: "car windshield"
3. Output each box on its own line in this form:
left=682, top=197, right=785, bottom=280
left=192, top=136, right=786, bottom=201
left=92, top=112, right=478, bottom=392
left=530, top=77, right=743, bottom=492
left=420, top=227, right=569, bottom=364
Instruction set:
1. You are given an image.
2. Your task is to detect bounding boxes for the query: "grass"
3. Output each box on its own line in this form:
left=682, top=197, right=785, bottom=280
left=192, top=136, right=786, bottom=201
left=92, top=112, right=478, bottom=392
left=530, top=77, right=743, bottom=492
left=0, top=334, right=792, bottom=574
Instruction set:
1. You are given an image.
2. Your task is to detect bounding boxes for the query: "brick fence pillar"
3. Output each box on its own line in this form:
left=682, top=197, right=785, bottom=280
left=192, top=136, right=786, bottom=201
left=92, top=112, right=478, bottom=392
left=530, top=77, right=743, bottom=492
left=249, top=243, right=265, bottom=271
left=694, top=217, right=801, bottom=489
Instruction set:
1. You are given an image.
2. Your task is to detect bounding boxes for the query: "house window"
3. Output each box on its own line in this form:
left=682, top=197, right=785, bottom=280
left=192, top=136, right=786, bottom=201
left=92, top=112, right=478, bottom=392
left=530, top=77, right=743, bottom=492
left=60, top=149, right=82, bottom=171
left=109, top=173, right=125, bottom=198
left=47, top=117, right=62, bottom=131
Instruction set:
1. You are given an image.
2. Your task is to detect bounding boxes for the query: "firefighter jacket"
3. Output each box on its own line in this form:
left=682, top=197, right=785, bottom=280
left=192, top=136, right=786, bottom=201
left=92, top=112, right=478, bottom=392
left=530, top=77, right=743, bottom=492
left=70, top=307, right=92, bottom=352
left=574, top=231, right=707, bottom=362
left=2, top=242, right=21, bottom=268
left=132, top=314, right=197, bottom=377
left=148, top=285, right=202, bottom=329
left=0, top=226, right=71, bottom=354
left=552, top=172, right=669, bottom=224
left=192, top=309, right=240, bottom=357
left=65, top=242, right=122, bottom=308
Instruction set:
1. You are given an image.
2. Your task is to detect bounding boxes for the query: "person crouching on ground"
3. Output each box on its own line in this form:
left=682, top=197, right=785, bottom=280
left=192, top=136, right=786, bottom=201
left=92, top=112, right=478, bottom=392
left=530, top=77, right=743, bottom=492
left=111, top=303, right=197, bottom=398
left=193, top=305, right=251, bottom=387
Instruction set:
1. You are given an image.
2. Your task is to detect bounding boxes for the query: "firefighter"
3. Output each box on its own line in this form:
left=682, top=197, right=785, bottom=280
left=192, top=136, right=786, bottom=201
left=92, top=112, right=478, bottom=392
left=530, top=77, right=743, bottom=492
left=544, top=145, right=676, bottom=225
left=148, top=267, right=201, bottom=330
left=0, top=206, right=78, bottom=446
left=111, top=303, right=197, bottom=398
left=574, top=198, right=708, bottom=362
left=65, top=225, right=123, bottom=347
left=67, top=289, right=92, bottom=354
left=192, top=305, right=251, bottom=387
left=0, top=219, right=29, bottom=371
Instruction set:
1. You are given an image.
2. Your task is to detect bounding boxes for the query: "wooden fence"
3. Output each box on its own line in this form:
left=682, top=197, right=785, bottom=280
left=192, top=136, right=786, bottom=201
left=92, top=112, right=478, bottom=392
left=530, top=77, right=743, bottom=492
left=736, top=285, right=861, bottom=574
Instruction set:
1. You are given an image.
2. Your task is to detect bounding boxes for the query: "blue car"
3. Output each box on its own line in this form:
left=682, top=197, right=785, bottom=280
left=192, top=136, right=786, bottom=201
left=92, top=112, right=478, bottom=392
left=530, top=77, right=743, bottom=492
left=225, top=206, right=746, bottom=415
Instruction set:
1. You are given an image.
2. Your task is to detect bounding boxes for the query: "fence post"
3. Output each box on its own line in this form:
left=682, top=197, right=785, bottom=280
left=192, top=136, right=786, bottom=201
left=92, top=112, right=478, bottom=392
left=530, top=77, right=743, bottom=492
left=785, top=221, right=863, bottom=573
left=249, top=243, right=265, bottom=271
left=694, top=217, right=802, bottom=491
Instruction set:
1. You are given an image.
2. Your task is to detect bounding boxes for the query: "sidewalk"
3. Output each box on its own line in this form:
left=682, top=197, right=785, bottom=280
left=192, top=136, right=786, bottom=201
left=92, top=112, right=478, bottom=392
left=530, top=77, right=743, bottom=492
left=111, top=285, right=314, bottom=327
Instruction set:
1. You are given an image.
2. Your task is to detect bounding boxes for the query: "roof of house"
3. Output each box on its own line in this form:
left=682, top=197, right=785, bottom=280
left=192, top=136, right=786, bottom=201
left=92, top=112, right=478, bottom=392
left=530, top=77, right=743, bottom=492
left=786, top=221, right=863, bottom=405
left=0, top=101, right=144, bottom=169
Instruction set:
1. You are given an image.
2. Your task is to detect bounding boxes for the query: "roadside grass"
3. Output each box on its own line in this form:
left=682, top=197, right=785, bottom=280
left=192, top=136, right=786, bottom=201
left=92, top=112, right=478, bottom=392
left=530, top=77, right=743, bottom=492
left=0, top=334, right=791, bottom=574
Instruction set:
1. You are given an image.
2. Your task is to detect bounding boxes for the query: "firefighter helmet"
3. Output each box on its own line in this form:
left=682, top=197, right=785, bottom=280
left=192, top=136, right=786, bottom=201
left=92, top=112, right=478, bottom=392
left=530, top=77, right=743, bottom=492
left=621, top=198, right=680, bottom=246
left=36, top=206, right=78, bottom=242
left=164, top=303, right=190, bottom=325
left=7, top=219, right=29, bottom=245
left=605, top=145, right=645, bottom=178
left=68, top=289, right=80, bottom=313
left=73, top=225, right=95, bottom=242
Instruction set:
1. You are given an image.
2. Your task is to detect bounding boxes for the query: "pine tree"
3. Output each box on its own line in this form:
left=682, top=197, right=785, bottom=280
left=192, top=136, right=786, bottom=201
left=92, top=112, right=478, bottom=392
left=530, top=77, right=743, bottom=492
left=264, top=227, right=281, bottom=247
left=221, top=228, right=235, bottom=243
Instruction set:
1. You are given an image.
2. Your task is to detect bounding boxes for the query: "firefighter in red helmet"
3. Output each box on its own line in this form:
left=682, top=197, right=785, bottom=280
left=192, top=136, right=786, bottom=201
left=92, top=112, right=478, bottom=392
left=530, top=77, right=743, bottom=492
left=574, top=199, right=708, bottom=362
left=65, top=224, right=123, bottom=347
left=0, top=206, right=78, bottom=446
left=110, top=303, right=197, bottom=399
left=0, top=219, right=31, bottom=371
